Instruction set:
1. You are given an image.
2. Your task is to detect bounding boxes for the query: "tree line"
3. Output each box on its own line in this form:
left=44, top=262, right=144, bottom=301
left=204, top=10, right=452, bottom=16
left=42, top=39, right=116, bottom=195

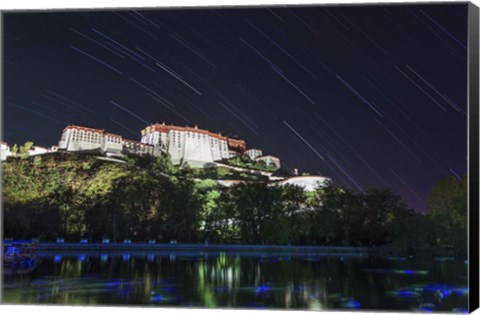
left=2, top=150, right=467, bottom=257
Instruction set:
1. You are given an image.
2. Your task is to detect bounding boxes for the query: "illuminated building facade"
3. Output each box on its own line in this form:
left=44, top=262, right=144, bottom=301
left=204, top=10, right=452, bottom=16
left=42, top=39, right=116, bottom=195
left=0, top=142, right=12, bottom=161
left=46, top=123, right=280, bottom=169
left=245, top=148, right=263, bottom=160
left=58, top=125, right=152, bottom=157
left=140, top=123, right=247, bottom=168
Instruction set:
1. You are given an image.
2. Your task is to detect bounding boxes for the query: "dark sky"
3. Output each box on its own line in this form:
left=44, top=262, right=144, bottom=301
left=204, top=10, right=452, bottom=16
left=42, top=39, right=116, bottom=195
left=3, top=3, right=469, bottom=212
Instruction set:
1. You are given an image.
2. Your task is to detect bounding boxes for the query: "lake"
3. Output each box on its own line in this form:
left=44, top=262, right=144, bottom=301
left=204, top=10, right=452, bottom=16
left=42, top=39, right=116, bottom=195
left=2, top=250, right=468, bottom=312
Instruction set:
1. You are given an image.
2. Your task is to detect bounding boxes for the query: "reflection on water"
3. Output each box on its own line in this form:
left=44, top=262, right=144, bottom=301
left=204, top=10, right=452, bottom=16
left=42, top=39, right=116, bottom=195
left=3, top=251, right=468, bottom=312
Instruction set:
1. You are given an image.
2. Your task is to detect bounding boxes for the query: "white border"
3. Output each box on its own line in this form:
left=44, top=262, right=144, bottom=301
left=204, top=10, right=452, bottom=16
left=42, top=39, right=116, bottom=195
left=1, top=1, right=478, bottom=315
left=0, top=0, right=475, bottom=10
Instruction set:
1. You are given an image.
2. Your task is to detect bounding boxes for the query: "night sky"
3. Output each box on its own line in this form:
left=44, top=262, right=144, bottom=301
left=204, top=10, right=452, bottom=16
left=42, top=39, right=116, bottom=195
left=3, top=3, right=469, bottom=212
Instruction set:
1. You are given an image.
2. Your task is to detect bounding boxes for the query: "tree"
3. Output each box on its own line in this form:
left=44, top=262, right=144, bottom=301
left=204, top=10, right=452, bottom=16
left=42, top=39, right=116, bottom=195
left=229, top=183, right=284, bottom=244
left=214, top=188, right=240, bottom=243
left=280, top=184, right=308, bottom=244
left=241, top=153, right=253, bottom=163
left=152, top=153, right=176, bottom=174
left=19, top=141, right=33, bottom=159
left=427, top=175, right=467, bottom=256
left=3, top=202, right=33, bottom=239
left=196, top=179, right=221, bottom=240
left=5, top=148, right=462, bottom=253
left=33, top=155, right=43, bottom=171
left=361, top=188, right=410, bottom=246
left=48, top=185, right=85, bottom=240
left=203, top=163, right=218, bottom=179
left=387, top=211, right=433, bottom=255
left=11, top=144, right=18, bottom=155
left=271, top=167, right=294, bottom=177
left=310, top=185, right=362, bottom=246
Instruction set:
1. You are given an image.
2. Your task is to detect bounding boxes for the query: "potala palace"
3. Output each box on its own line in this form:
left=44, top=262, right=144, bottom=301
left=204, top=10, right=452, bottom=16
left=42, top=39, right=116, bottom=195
left=59, top=123, right=281, bottom=169
left=1, top=123, right=281, bottom=169
left=1, top=122, right=332, bottom=191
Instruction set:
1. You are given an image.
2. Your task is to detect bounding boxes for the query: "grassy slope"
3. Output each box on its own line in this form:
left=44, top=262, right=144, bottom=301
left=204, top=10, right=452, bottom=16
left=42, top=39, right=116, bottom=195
left=2, top=152, right=130, bottom=206
left=1, top=152, right=271, bottom=206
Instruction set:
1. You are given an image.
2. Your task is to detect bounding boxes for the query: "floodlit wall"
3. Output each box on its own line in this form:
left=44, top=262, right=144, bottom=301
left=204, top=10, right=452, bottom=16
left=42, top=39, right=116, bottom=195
left=277, top=176, right=332, bottom=192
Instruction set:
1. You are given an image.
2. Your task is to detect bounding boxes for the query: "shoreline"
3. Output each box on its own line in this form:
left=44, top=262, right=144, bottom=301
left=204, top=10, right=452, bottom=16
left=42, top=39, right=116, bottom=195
left=32, top=242, right=369, bottom=256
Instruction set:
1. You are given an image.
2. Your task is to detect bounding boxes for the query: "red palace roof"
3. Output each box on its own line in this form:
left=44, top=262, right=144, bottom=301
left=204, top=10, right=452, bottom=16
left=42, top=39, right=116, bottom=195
left=141, top=123, right=246, bottom=146
left=64, top=125, right=104, bottom=134
left=227, top=138, right=246, bottom=152
left=104, top=132, right=122, bottom=138
left=64, top=125, right=121, bottom=138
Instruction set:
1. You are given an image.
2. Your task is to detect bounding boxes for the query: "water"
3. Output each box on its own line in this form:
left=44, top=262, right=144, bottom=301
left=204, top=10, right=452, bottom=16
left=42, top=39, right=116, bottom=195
left=2, top=251, right=468, bottom=312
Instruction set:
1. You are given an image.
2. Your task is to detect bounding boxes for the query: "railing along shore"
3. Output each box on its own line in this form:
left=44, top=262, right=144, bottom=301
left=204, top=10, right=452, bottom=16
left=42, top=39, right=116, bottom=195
left=34, top=242, right=369, bottom=256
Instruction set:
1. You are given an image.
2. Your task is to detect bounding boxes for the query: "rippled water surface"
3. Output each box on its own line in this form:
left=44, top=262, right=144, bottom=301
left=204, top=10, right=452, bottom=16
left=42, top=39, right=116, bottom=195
left=3, top=251, right=468, bottom=312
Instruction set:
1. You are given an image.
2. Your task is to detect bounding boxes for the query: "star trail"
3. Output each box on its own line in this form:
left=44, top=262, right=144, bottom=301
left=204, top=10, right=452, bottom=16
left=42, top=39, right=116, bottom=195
left=3, top=3, right=468, bottom=212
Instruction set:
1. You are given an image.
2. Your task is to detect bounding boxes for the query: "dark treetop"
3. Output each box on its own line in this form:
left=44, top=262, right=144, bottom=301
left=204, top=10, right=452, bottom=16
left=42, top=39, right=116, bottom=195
left=3, top=3, right=468, bottom=212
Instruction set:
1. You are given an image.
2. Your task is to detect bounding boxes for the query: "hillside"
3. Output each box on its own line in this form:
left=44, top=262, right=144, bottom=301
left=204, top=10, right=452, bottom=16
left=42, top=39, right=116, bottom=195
left=1, top=151, right=467, bottom=257
left=1, top=152, right=307, bottom=244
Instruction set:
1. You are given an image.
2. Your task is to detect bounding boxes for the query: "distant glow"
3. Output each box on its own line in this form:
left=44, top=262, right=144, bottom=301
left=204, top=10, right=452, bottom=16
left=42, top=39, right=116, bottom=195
left=452, top=287, right=469, bottom=296
left=414, top=307, right=434, bottom=313
left=452, top=307, right=468, bottom=313
left=363, top=268, right=429, bottom=275
left=393, top=269, right=428, bottom=275
left=106, top=281, right=122, bottom=287
left=341, top=298, right=360, bottom=309
left=441, top=290, right=451, bottom=298
left=400, top=270, right=416, bottom=275
left=424, top=284, right=451, bottom=292
left=389, top=290, right=421, bottom=298
left=151, top=293, right=165, bottom=302
left=255, top=285, right=271, bottom=294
